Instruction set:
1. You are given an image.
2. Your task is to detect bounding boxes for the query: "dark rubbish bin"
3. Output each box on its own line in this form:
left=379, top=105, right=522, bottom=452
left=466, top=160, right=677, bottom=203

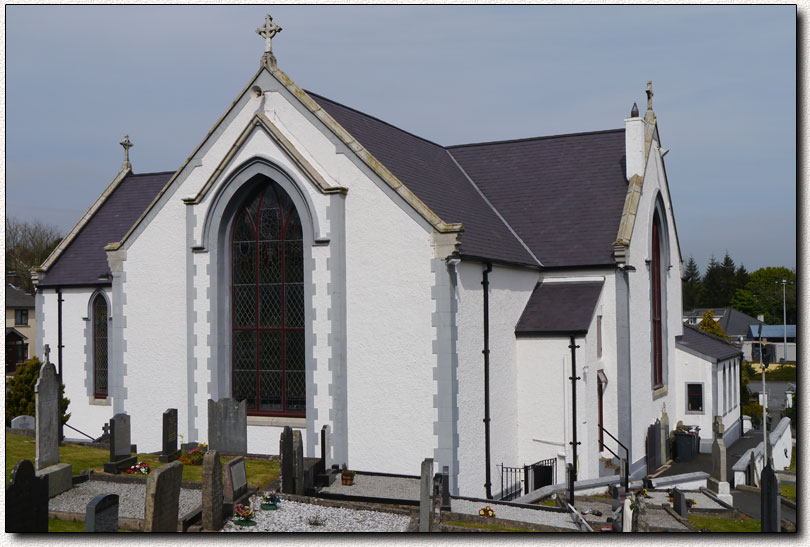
left=674, top=431, right=697, bottom=462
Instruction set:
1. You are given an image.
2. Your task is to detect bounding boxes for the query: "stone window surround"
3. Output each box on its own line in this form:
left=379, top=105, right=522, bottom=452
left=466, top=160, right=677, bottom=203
left=685, top=382, right=705, bottom=414
left=648, top=195, right=671, bottom=392
left=84, top=289, right=111, bottom=403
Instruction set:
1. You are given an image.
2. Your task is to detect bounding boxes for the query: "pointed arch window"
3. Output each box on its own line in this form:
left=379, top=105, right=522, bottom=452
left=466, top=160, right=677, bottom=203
left=231, top=181, right=305, bottom=416
left=92, top=293, right=108, bottom=398
left=651, top=210, right=664, bottom=388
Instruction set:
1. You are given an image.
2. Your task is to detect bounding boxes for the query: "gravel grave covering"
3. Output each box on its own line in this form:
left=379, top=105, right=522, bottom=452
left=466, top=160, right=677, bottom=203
left=319, top=474, right=420, bottom=501
left=222, top=495, right=413, bottom=532
left=48, top=480, right=201, bottom=520
left=450, top=499, right=578, bottom=530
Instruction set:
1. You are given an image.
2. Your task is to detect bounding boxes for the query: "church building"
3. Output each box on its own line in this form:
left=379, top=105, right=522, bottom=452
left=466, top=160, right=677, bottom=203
left=34, top=15, right=741, bottom=499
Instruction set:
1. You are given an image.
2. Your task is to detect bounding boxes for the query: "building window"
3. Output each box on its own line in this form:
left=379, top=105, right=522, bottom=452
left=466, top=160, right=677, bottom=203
left=14, top=309, right=28, bottom=326
left=16, top=343, right=28, bottom=363
left=92, top=294, right=108, bottom=398
left=687, top=383, right=703, bottom=412
left=651, top=210, right=664, bottom=389
left=231, top=181, right=305, bottom=416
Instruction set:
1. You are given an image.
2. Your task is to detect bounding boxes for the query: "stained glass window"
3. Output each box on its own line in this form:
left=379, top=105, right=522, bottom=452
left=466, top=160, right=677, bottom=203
left=93, top=294, right=108, bottom=397
left=232, top=182, right=305, bottom=415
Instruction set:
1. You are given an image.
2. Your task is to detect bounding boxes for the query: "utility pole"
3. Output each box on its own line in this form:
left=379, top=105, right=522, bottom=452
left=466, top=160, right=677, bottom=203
left=776, top=279, right=792, bottom=363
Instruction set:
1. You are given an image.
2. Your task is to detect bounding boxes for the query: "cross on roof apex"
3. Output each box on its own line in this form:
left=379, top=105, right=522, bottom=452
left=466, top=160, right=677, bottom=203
left=257, top=14, right=282, bottom=67
left=646, top=81, right=654, bottom=111
left=120, top=134, right=133, bottom=171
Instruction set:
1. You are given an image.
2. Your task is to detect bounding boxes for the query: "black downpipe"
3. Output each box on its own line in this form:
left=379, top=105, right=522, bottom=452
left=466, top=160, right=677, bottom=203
left=482, top=263, right=493, bottom=499
left=568, top=335, right=581, bottom=504
left=56, top=287, right=64, bottom=441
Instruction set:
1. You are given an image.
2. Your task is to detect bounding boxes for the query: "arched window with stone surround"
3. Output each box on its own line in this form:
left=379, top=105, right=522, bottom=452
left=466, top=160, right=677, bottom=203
left=231, top=180, right=305, bottom=416
left=92, top=293, right=108, bottom=398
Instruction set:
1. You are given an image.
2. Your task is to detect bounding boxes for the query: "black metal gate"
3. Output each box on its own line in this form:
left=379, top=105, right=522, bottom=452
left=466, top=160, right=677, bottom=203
left=647, top=419, right=662, bottom=472
left=498, top=458, right=556, bottom=500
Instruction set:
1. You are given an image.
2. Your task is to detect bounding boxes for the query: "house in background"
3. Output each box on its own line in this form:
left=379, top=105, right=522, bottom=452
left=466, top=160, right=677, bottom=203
left=33, top=16, right=739, bottom=499
left=6, top=283, right=35, bottom=374
left=746, top=324, right=796, bottom=364
left=682, top=307, right=761, bottom=344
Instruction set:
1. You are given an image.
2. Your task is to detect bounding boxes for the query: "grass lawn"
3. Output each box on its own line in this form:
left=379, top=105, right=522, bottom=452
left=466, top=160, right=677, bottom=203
left=48, top=518, right=131, bottom=532
left=781, top=483, right=796, bottom=501
left=537, top=499, right=557, bottom=507
left=6, top=433, right=278, bottom=488
left=688, top=515, right=761, bottom=533
left=763, top=365, right=796, bottom=382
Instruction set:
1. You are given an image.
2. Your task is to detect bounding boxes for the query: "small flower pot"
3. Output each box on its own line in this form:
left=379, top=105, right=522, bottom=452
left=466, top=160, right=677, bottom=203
left=261, top=503, right=278, bottom=510
left=234, top=519, right=257, bottom=527
left=341, top=472, right=355, bottom=485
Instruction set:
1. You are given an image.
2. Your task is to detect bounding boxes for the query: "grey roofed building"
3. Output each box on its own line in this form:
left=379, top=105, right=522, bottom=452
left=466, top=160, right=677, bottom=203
left=682, top=307, right=762, bottom=339
left=675, top=323, right=743, bottom=363
left=39, top=93, right=629, bottom=286
left=6, top=284, right=34, bottom=308
left=746, top=324, right=796, bottom=340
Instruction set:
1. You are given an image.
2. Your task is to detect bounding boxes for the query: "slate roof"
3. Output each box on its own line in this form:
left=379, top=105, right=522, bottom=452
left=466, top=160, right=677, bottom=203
left=448, top=131, right=628, bottom=267
left=683, top=307, right=761, bottom=337
left=6, top=284, right=34, bottom=308
left=38, top=172, right=174, bottom=288
left=676, top=324, right=743, bottom=362
left=43, top=90, right=631, bottom=284
left=515, top=281, right=604, bottom=335
left=308, top=92, right=536, bottom=266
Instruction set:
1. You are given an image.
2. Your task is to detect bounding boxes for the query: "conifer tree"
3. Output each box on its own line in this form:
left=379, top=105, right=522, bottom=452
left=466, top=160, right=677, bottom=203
left=682, top=256, right=702, bottom=310
left=700, top=256, right=723, bottom=308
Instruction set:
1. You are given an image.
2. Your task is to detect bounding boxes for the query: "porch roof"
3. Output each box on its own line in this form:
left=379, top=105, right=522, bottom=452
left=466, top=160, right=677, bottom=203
left=515, top=280, right=604, bottom=335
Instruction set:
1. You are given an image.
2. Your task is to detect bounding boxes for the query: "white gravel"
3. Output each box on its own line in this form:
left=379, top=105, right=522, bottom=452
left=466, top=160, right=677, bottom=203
left=48, top=480, right=202, bottom=520
left=319, top=474, right=420, bottom=501
left=450, top=499, right=578, bottom=530
left=221, top=495, right=413, bottom=532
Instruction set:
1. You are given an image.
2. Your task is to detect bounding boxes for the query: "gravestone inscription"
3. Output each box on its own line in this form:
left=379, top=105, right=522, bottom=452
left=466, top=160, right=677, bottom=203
left=207, top=399, right=247, bottom=455
left=144, top=461, right=184, bottom=532
left=201, top=451, right=223, bottom=531
left=5, top=459, right=49, bottom=533
left=85, top=493, right=119, bottom=533
left=159, top=409, right=181, bottom=462
left=224, top=456, right=248, bottom=502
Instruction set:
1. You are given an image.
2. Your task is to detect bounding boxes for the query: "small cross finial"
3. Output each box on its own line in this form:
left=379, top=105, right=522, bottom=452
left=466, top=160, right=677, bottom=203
left=43, top=344, right=51, bottom=364
left=257, top=14, right=282, bottom=55
left=646, top=81, right=654, bottom=111
left=120, top=134, right=133, bottom=171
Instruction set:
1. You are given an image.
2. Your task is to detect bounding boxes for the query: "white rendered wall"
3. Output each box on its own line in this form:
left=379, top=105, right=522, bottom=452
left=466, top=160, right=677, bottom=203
left=674, top=348, right=715, bottom=450
left=454, top=262, right=538, bottom=497
left=38, top=287, right=116, bottom=440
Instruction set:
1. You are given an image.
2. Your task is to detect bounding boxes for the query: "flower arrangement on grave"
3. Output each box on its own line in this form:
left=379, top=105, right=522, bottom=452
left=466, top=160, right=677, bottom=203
left=178, top=443, right=208, bottom=466
left=261, top=490, right=281, bottom=510
left=125, top=461, right=151, bottom=475
left=667, top=488, right=675, bottom=503
left=233, top=503, right=256, bottom=526
left=639, top=488, right=650, bottom=498
left=478, top=506, right=496, bottom=518
left=686, top=498, right=697, bottom=509
left=341, top=463, right=356, bottom=486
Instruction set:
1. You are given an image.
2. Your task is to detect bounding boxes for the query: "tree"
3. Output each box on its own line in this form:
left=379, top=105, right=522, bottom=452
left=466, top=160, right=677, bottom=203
left=698, top=310, right=727, bottom=339
left=6, top=217, right=62, bottom=293
left=5, top=356, right=71, bottom=427
left=682, top=256, right=702, bottom=310
left=730, top=288, right=758, bottom=317
left=718, top=252, right=737, bottom=305
left=735, top=264, right=750, bottom=293
left=743, top=267, right=797, bottom=324
left=700, top=256, right=723, bottom=308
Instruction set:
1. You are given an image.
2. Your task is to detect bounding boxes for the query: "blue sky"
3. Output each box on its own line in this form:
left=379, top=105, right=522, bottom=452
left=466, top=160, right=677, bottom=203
left=5, top=5, right=797, bottom=272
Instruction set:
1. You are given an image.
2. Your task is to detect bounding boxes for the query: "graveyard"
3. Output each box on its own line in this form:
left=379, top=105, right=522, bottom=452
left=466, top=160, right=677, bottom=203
left=6, top=353, right=796, bottom=533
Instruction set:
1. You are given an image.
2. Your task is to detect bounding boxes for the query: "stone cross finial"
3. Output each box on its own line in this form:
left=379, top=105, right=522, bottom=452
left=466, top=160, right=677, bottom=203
left=120, top=135, right=133, bottom=171
left=646, top=81, right=654, bottom=111
left=43, top=344, right=50, bottom=364
left=256, top=14, right=282, bottom=54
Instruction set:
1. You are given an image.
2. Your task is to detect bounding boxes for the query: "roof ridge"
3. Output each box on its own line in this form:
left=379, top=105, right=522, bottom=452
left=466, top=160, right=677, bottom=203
left=447, top=128, right=625, bottom=149
left=304, top=90, right=446, bottom=149
left=682, top=322, right=737, bottom=346
left=129, top=170, right=177, bottom=176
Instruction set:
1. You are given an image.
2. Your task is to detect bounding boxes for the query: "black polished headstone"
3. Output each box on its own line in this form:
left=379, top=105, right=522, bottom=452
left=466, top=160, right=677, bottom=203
left=86, top=493, right=119, bottom=532
left=159, top=409, right=181, bottom=462
left=5, top=460, right=49, bottom=533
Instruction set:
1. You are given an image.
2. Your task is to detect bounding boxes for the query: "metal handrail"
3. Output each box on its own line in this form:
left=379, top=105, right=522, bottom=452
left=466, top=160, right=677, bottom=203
left=64, top=422, right=95, bottom=441
left=598, top=425, right=629, bottom=490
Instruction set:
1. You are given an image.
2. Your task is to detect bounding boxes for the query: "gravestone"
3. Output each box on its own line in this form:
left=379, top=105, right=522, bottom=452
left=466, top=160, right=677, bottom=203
left=11, top=415, right=35, bottom=430
left=707, top=416, right=733, bottom=504
left=201, top=451, right=223, bottom=531
left=85, top=493, right=119, bottom=532
left=104, top=413, right=137, bottom=473
left=5, top=459, right=49, bottom=533
left=660, top=406, right=670, bottom=461
left=143, top=461, right=183, bottom=532
left=760, top=465, right=780, bottom=533
left=622, top=497, right=633, bottom=532
left=159, top=409, right=181, bottom=462
left=671, top=487, right=688, bottom=517
left=441, top=466, right=451, bottom=511
left=34, top=360, right=72, bottom=497
left=610, top=485, right=626, bottom=511
left=419, top=458, right=434, bottom=532
left=207, top=398, right=247, bottom=455
left=279, top=426, right=295, bottom=494
left=315, top=425, right=334, bottom=487
left=292, top=429, right=305, bottom=495
left=224, top=456, right=248, bottom=502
